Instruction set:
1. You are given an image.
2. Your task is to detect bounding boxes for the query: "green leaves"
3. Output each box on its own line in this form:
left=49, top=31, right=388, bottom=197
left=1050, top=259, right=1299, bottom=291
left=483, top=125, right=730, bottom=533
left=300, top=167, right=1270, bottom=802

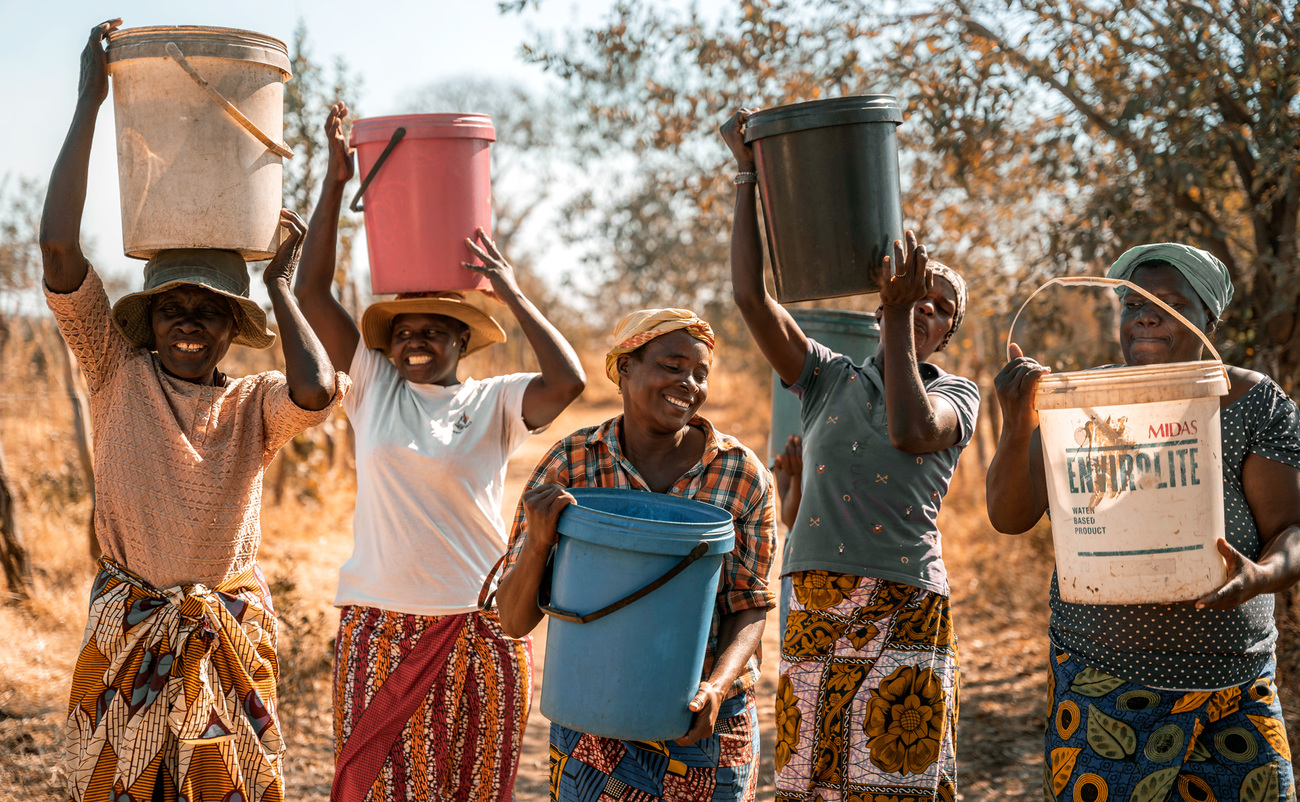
left=1070, top=667, right=1125, bottom=698
left=1240, top=762, right=1281, bottom=802
left=1086, top=704, right=1137, bottom=760
left=1127, top=766, right=1178, bottom=802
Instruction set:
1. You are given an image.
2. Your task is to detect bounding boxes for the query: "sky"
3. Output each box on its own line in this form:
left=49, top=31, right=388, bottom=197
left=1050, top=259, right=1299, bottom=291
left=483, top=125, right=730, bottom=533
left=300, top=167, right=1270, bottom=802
left=1, top=0, right=627, bottom=301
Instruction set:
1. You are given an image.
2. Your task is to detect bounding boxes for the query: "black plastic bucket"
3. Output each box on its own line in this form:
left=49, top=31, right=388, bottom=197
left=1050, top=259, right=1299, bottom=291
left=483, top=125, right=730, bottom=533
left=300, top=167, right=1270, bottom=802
left=745, top=95, right=904, bottom=302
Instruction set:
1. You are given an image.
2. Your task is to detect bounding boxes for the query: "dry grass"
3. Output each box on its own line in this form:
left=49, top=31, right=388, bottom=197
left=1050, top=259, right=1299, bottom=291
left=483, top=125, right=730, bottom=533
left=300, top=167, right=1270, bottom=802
left=3, top=326, right=1289, bottom=801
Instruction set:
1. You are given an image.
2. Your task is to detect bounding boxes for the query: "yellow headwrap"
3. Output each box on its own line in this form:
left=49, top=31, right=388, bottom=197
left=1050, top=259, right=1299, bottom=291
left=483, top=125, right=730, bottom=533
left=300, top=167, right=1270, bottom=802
left=604, top=308, right=717, bottom=385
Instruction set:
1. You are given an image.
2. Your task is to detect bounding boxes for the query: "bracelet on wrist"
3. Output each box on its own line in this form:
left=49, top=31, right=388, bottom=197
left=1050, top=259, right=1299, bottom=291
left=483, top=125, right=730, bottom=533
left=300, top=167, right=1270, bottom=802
left=733, top=170, right=758, bottom=185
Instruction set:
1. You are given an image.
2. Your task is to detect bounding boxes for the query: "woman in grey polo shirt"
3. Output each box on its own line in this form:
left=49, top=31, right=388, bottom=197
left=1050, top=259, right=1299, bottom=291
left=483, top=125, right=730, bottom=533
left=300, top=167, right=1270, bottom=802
left=987, top=244, right=1300, bottom=801
left=722, top=110, right=980, bottom=802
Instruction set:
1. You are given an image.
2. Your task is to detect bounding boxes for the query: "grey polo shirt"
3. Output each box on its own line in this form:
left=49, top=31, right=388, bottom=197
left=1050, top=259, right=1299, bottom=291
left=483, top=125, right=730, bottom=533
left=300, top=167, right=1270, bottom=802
left=784, top=339, right=980, bottom=595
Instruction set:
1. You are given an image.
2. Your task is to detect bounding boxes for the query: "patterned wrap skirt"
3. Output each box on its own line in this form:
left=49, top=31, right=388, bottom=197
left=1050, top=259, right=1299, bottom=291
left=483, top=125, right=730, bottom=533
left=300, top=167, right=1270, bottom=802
left=776, top=571, right=959, bottom=802
left=550, top=688, right=760, bottom=802
left=331, top=605, right=532, bottom=802
left=1044, top=644, right=1294, bottom=801
left=65, top=557, right=285, bottom=802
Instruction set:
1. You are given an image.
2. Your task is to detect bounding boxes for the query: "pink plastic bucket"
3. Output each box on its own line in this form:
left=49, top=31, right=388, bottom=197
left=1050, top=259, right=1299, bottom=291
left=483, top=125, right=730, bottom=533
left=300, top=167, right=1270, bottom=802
left=349, top=114, right=495, bottom=294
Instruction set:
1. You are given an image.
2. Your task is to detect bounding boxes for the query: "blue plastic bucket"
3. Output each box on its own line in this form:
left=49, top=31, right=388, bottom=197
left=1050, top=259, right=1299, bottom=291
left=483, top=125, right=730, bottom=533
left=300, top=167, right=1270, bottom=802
left=540, top=487, right=736, bottom=742
left=769, top=308, right=880, bottom=462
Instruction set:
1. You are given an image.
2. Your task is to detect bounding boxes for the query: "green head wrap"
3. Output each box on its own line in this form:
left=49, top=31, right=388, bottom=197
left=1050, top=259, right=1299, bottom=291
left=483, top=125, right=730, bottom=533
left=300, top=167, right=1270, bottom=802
left=1105, top=243, right=1234, bottom=319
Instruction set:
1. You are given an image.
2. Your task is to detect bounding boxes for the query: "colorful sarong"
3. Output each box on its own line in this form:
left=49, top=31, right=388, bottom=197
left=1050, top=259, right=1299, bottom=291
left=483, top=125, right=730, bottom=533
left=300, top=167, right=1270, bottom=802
left=1044, top=644, right=1294, bottom=801
left=332, top=605, right=532, bottom=802
left=65, top=557, right=284, bottom=802
left=776, top=571, right=959, bottom=802
left=550, top=688, right=759, bottom=801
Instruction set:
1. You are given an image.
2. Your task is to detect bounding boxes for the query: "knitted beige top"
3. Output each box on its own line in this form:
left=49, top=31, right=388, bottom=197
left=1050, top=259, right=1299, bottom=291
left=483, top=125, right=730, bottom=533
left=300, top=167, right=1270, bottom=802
left=46, top=266, right=349, bottom=589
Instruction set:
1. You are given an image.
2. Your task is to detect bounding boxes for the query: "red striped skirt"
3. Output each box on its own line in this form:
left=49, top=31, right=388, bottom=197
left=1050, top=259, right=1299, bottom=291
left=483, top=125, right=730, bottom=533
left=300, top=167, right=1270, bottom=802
left=331, top=605, right=532, bottom=802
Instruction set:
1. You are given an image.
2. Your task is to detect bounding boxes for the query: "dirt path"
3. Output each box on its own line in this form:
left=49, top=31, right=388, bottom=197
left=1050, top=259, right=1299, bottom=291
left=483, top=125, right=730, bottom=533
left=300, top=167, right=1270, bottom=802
left=0, top=390, right=1053, bottom=801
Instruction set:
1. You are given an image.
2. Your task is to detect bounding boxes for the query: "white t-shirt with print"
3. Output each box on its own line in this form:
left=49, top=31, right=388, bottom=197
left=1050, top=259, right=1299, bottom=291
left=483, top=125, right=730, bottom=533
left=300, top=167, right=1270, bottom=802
left=337, top=343, right=538, bottom=615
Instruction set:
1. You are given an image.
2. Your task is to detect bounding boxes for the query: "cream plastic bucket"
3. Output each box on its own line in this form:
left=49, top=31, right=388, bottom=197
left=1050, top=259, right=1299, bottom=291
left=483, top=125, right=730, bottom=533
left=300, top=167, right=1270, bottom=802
left=106, top=26, right=293, bottom=260
left=1012, top=277, right=1230, bottom=604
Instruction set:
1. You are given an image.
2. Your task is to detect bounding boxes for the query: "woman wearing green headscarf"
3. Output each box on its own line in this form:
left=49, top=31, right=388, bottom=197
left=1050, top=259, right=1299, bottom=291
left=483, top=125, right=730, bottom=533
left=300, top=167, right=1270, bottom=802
left=987, top=243, right=1300, bottom=800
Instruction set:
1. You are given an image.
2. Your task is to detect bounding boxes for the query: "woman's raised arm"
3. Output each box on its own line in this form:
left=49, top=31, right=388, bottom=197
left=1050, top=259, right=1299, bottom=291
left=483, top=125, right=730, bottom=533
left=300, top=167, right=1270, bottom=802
left=293, top=101, right=361, bottom=373
left=720, top=109, right=808, bottom=386
left=40, top=19, right=122, bottom=293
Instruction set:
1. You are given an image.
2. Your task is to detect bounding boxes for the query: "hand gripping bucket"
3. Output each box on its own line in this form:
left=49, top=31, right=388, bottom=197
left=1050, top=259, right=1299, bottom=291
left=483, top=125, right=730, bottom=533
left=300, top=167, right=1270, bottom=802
left=744, top=95, right=904, bottom=302
left=349, top=114, right=496, bottom=294
left=106, top=26, right=293, bottom=260
left=537, top=487, right=735, bottom=741
left=1011, top=277, right=1229, bottom=604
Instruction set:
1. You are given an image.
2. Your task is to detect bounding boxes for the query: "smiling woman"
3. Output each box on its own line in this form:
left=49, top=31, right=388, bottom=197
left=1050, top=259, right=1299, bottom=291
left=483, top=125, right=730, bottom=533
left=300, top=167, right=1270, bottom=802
left=986, top=242, right=1300, bottom=801
left=291, top=100, right=586, bottom=802
left=494, top=307, right=777, bottom=802
left=40, top=20, right=346, bottom=802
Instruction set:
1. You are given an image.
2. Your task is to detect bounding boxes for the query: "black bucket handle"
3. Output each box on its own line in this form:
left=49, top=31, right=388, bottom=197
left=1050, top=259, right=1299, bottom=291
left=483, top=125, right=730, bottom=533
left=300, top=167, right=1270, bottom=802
left=538, top=541, right=711, bottom=624
left=349, top=126, right=406, bottom=212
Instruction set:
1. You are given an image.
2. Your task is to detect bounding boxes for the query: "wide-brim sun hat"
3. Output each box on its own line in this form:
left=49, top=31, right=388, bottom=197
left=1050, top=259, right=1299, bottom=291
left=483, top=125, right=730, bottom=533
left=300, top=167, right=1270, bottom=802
left=360, top=293, right=506, bottom=356
left=111, top=249, right=275, bottom=350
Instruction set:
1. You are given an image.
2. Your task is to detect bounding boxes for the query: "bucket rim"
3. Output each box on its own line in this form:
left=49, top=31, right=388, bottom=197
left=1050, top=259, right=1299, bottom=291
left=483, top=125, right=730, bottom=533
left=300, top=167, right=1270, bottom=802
left=106, top=25, right=291, bottom=77
left=1037, top=359, right=1227, bottom=387
left=557, top=487, right=735, bottom=556
left=744, top=94, right=902, bottom=142
left=351, top=113, right=497, bottom=144
left=1035, top=359, right=1229, bottom=409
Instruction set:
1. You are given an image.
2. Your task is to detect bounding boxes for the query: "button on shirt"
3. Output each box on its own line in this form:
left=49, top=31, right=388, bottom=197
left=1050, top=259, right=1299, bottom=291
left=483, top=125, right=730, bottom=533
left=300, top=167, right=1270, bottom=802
left=785, top=340, right=981, bottom=595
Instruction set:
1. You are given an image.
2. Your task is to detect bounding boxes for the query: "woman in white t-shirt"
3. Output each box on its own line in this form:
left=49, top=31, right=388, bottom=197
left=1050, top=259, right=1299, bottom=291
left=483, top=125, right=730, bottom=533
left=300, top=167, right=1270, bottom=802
left=294, top=101, right=586, bottom=802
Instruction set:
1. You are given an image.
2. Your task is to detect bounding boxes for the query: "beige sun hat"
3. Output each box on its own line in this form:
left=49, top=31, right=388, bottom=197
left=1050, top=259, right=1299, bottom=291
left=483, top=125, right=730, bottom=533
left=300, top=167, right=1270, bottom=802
left=111, top=249, right=275, bottom=350
left=360, top=293, right=506, bottom=356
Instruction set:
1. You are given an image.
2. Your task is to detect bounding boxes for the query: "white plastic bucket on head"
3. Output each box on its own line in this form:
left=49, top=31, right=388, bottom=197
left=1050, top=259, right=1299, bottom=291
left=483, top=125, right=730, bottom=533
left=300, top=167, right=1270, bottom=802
left=1011, top=277, right=1230, bottom=604
left=106, top=26, right=294, bottom=260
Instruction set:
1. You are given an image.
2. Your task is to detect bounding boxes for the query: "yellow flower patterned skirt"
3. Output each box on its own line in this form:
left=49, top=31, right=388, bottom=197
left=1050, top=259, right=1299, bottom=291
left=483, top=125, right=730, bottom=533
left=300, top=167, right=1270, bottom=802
left=776, top=571, right=958, bottom=802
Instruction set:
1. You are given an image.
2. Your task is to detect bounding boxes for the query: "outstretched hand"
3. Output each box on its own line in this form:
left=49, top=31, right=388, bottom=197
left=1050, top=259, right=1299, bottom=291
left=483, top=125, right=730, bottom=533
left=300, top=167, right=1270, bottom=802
left=1195, top=538, right=1271, bottom=610
left=263, top=209, right=308, bottom=288
left=324, top=101, right=355, bottom=185
left=879, top=230, right=933, bottom=310
left=80, top=19, right=122, bottom=106
left=718, top=109, right=756, bottom=169
left=463, top=227, right=522, bottom=301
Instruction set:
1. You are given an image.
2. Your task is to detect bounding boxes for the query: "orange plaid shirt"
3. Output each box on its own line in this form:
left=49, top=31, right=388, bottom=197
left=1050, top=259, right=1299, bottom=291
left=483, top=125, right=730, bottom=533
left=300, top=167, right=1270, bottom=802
left=504, top=414, right=776, bottom=695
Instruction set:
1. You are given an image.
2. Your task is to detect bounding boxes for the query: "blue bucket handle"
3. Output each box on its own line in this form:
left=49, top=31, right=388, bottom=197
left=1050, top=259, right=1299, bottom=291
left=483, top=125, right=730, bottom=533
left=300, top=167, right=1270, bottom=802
left=540, top=541, right=710, bottom=624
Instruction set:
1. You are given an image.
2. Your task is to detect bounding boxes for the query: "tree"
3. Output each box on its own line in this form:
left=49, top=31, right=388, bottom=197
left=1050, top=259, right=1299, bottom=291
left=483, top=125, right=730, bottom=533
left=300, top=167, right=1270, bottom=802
left=503, top=0, right=1300, bottom=390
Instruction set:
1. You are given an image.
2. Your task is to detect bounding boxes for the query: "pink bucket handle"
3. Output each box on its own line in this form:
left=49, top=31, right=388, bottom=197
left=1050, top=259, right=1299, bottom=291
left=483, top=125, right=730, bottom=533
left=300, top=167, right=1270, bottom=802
left=1006, top=276, right=1226, bottom=382
left=165, top=42, right=294, bottom=159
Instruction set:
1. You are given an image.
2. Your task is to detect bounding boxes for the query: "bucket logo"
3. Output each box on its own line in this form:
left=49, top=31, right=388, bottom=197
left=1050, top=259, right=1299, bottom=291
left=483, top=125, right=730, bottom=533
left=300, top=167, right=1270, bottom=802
left=1149, top=420, right=1198, bottom=438
left=1067, top=414, right=1201, bottom=506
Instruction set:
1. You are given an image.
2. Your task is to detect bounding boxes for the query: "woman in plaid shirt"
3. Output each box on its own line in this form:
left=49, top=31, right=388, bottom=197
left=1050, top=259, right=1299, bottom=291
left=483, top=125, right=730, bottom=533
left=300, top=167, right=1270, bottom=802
left=495, top=308, right=777, bottom=802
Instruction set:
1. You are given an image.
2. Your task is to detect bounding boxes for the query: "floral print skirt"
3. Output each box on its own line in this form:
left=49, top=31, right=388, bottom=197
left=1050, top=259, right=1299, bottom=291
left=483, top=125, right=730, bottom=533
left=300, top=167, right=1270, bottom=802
left=775, top=571, right=958, bottom=802
left=1044, top=644, right=1293, bottom=801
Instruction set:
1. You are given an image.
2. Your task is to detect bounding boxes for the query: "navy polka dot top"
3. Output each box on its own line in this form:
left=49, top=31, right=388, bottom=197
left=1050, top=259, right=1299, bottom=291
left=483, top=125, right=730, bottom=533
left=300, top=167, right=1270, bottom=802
left=1049, top=376, right=1300, bottom=690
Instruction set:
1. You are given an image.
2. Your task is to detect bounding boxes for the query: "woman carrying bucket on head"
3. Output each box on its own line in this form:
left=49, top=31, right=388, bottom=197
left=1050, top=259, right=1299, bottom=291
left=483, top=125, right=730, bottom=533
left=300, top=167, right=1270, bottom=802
left=292, top=101, right=586, bottom=802
left=722, top=109, right=979, bottom=802
left=43, top=20, right=346, bottom=802
left=494, top=309, right=776, bottom=802
left=987, top=244, right=1300, bottom=801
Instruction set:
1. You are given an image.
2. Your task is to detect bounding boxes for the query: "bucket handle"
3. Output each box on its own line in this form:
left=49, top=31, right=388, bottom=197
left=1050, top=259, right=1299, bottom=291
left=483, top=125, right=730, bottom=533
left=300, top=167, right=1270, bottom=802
left=538, top=541, right=712, bottom=625
left=1006, top=276, right=1227, bottom=382
left=165, top=42, right=294, bottom=159
left=349, top=127, right=406, bottom=212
